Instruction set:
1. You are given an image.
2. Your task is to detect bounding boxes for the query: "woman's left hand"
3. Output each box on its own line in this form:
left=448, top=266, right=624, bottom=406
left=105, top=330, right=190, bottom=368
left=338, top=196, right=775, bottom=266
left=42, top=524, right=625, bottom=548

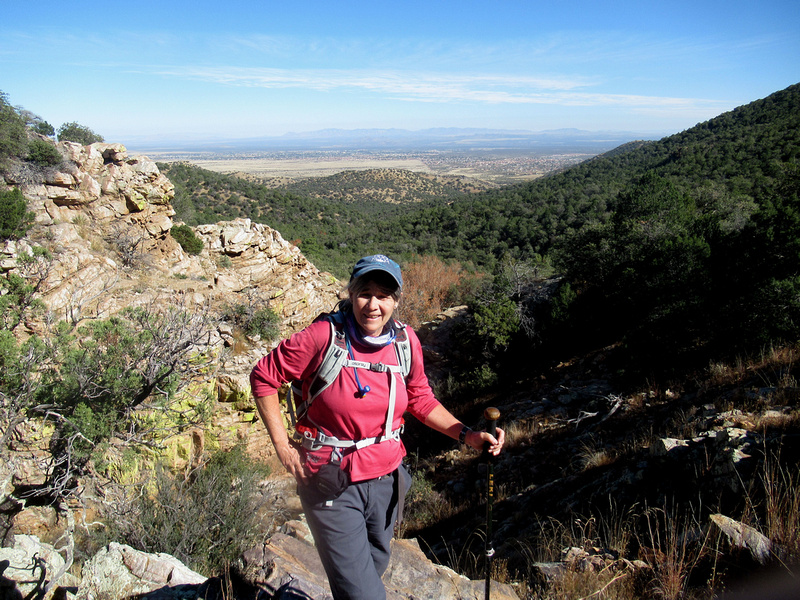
left=466, top=427, right=505, bottom=455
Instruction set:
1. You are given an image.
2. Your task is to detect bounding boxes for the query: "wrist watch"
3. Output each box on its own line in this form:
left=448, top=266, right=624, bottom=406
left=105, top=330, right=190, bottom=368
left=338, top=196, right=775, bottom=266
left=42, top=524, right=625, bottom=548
left=458, top=425, right=471, bottom=444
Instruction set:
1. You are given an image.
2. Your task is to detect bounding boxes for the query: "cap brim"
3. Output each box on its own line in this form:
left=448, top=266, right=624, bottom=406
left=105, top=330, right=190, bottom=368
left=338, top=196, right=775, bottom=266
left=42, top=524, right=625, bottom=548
left=352, top=265, right=402, bottom=288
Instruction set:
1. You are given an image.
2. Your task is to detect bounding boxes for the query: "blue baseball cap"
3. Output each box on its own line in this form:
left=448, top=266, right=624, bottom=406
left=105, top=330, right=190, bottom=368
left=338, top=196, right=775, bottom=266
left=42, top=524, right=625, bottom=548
left=351, top=254, right=403, bottom=289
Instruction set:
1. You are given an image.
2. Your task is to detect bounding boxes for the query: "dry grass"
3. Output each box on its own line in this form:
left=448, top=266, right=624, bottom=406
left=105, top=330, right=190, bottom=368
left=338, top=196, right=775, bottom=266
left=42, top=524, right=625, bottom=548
left=762, top=462, right=800, bottom=557
left=639, top=505, right=709, bottom=600
left=741, top=450, right=800, bottom=560
left=754, top=411, right=800, bottom=431
left=546, top=568, right=640, bottom=600
left=704, top=344, right=798, bottom=393
left=577, top=438, right=617, bottom=471
left=705, top=359, right=748, bottom=388
left=503, top=418, right=542, bottom=451
left=508, top=508, right=645, bottom=599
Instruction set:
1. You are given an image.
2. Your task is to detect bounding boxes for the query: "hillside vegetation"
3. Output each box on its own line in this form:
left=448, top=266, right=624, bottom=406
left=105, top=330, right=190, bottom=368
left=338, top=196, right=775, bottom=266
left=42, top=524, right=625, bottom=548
left=282, top=167, right=498, bottom=203
left=164, top=83, right=800, bottom=372
left=164, top=85, right=799, bottom=276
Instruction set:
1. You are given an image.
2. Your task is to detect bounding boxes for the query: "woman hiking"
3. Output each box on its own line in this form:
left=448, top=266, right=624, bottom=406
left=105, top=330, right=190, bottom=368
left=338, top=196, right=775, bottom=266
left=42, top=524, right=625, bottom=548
left=250, top=254, right=505, bottom=600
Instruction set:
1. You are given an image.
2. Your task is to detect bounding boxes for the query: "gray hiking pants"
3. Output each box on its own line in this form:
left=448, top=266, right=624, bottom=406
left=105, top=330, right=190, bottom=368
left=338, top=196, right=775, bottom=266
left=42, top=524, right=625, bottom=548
left=299, top=465, right=410, bottom=600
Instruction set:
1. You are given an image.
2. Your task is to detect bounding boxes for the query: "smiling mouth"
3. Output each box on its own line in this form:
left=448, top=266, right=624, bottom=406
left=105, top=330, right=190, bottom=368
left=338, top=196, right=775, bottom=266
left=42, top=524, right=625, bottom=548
left=361, top=316, right=384, bottom=330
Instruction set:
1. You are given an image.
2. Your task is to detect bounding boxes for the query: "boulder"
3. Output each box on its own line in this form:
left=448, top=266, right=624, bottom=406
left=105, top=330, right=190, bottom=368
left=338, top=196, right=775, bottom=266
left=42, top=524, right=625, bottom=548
left=217, top=373, right=252, bottom=406
left=710, top=514, right=773, bottom=565
left=76, top=542, right=206, bottom=600
left=239, top=533, right=520, bottom=600
left=0, top=534, right=79, bottom=600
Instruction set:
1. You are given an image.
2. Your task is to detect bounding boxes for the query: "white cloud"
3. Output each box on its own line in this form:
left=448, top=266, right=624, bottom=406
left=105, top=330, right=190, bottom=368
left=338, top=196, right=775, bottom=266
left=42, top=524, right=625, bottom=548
left=149, top=64, right=728, bottom=113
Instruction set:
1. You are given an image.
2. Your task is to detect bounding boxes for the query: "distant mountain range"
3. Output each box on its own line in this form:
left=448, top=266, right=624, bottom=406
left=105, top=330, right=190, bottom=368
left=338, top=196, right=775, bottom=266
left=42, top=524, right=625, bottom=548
left=126, top=127, right=668, bottom=154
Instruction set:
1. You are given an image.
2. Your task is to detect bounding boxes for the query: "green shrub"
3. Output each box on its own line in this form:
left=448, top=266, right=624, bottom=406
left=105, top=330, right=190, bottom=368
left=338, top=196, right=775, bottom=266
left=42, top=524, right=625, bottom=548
left=0, top=248, right=50, bottom=331
left=222, top=301, right=281, bottom=342
left=0, top=91, right=27, bottom=162
left=0, top=188, right=33, bottom=240
left=32, top=121, right=55, bottom=137
left=0, top=330, right=20, bottom=388
left=56, top=121, right=104, bottom=145
left=110, top=443, right=272, bottom=574
left=171, top=224, right=204, bottom=255
left=248, top=307, right=281, bottom=340
left=27, top=139, right=62, bottom=167
left=35, top=305, right=214, bottom=494
left=473, top=297, right=520, bottom=351
left=467, top=363, right=499, bottom=391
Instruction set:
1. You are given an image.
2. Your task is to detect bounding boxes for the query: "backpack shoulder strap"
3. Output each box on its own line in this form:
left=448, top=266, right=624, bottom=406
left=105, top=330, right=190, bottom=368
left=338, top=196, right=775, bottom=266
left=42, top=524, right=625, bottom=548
left=292, top=313, right=348, bottom=420
left=311, top=316, right=348, bottom=393
left=392, top=320, right=412, bottom=378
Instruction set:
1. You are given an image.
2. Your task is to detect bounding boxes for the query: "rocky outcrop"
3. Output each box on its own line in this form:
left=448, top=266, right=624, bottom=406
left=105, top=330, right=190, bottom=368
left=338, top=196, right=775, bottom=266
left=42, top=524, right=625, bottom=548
left=0, top=534, right=80, bottom=599
left=5, top=141, right=174, bottom=225
left=193, top=219, right=340, bottom=329
left=0, top=530, right=521, bottom=600
left=0, top=535, right=206, bottom=600
left=2, top=141, right=341, bottom=485
left=1, top=141, right=341, bottom=339
left=709, top=514, right=774, bottom=566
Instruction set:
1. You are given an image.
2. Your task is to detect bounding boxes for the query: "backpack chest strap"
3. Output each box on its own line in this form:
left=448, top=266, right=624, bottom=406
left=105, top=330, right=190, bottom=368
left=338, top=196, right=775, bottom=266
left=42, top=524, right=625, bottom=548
left=344, top=359, right=404, bottom=373
left=290, top=315, right=411, bottom=454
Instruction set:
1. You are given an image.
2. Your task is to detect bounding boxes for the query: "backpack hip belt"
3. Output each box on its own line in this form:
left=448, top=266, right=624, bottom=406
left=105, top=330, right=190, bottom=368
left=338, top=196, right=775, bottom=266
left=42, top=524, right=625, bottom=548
left=298, top=422, right=405, bottom=452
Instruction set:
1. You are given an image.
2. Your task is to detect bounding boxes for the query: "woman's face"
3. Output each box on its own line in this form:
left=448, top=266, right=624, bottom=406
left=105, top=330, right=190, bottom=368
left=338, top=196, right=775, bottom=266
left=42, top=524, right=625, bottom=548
left=351, top=280, right=398, bottom=337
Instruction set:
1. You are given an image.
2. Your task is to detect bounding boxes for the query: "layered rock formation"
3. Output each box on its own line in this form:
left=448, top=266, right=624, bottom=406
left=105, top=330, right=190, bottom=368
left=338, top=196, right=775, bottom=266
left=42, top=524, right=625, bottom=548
left=2, top=139, right=341, bottom=484
left=1, top=141, right=340, bottom=335
left=2, top=138, right=348, bottom=468
left=0, top=141, right=344, bottom=595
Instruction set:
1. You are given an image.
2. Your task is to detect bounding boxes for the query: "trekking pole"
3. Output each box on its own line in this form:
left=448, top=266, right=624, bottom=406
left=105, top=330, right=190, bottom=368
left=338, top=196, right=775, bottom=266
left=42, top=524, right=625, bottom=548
left=483, top=406, right=500, bottom=600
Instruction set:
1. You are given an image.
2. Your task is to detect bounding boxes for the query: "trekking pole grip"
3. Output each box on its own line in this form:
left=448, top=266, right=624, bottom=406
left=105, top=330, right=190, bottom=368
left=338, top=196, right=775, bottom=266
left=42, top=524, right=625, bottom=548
left=484, top=406, right=500, bottom=445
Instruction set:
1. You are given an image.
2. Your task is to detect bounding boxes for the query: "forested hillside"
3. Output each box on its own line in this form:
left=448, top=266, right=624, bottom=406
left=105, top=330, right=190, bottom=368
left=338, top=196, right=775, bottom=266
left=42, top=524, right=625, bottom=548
left=282, top=168, right=496, bottom=203
left=549, top=83, right=800, bottom=371
left=163, top=84, right=799, bottom=279
left=163, top=83, right=800, bottom=374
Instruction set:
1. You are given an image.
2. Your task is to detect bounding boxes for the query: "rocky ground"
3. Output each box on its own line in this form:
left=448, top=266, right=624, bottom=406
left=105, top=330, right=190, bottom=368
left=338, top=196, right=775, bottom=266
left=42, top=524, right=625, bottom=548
left=403, top=323, right=800, bottom=597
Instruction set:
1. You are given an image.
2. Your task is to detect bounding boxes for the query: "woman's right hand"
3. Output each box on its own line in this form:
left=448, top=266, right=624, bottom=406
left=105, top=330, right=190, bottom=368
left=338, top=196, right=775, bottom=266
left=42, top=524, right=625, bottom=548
left=276, top=443, right=310, bottom=484
left=254, top=393, right=311, bottom=485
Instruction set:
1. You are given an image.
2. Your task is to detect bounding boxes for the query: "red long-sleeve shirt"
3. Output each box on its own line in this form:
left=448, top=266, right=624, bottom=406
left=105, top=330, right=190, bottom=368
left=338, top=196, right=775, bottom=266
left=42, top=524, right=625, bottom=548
left=250, top=319, right=441, bottom=482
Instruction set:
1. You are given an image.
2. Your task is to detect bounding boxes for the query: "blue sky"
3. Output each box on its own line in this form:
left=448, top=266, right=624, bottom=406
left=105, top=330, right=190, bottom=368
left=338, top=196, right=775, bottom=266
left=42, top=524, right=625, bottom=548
left=1, top=0, right=798, bottom=144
